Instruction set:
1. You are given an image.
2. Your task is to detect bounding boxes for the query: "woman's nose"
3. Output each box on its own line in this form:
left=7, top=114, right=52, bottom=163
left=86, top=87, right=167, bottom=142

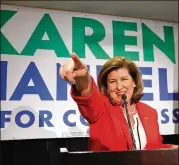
left=116, top=82, right=123, bottom=90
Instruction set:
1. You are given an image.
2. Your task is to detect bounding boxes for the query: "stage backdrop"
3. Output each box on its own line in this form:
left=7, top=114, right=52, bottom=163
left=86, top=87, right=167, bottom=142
left=1, top=5, right=178, bottom=140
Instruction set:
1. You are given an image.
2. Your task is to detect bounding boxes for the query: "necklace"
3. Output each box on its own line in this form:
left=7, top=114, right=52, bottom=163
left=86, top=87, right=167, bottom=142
left=123, top=104, right=136, bottom=115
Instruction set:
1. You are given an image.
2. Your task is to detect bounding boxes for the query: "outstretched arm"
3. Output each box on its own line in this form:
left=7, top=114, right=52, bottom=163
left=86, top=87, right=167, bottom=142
left=59, top=52, right=106, bottom=124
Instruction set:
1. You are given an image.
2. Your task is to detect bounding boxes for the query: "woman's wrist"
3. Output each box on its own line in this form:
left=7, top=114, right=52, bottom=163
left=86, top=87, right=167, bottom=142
left=171, top=145, right=178, bottom=148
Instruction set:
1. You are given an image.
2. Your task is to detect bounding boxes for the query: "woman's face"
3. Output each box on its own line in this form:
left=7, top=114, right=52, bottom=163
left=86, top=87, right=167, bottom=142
left=107, top=68, right=135, bottom=105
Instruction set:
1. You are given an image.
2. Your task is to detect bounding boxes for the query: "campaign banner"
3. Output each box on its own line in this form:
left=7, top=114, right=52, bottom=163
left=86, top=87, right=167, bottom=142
left=0, top=5, right=178, bottom=140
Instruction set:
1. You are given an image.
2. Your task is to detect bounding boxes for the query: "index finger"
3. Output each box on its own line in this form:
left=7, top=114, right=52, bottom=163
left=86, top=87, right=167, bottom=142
left=71, top=52, right=84, bottom=69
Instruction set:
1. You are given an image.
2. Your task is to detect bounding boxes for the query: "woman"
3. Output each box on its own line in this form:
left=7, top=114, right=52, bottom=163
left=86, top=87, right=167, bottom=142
left=59, top=52, right=178, bottom=151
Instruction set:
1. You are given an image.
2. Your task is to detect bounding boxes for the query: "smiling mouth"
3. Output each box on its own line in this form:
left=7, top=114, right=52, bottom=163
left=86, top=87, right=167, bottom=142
left=116, top=91, right=126, bottom=96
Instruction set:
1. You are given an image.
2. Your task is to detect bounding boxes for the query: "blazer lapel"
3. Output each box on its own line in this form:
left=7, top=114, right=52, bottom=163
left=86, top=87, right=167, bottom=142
left=117, top=107, right=134, bottom=150
left=136, top=102, right=150, bottom=148
left=110, top=105, right=134, bottom=150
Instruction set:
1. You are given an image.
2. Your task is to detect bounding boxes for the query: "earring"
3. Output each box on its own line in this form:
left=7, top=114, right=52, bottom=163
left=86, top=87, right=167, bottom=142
left=133, top=84, right=136, bottom=87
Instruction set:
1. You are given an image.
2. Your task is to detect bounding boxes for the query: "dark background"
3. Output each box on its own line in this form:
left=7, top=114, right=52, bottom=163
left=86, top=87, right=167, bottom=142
left=0, top=134, right=178, bottom=165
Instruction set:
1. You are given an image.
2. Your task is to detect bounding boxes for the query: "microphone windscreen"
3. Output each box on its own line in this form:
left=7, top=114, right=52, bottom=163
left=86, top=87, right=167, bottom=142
left=122, top=94, right=127, bottom=101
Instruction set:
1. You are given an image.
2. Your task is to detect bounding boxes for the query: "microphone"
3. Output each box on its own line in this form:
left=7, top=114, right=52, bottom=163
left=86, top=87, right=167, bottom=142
left=121, top=94, right=127, bottom=105
left=121, top=94, right=137, bottom=150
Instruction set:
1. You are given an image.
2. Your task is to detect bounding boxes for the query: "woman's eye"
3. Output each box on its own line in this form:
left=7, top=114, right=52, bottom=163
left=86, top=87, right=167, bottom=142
left=109, top=81, right=115, bottom=83
left=122, top=78, right=128, bottom=81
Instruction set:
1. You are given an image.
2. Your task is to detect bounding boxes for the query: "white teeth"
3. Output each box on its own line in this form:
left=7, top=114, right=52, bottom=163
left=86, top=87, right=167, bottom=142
left=117, top=92, right=125, bottom=95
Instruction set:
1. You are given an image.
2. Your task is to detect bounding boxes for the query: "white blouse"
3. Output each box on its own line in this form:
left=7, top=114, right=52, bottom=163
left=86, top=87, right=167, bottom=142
left=124, top=113, right=147, bottom=150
